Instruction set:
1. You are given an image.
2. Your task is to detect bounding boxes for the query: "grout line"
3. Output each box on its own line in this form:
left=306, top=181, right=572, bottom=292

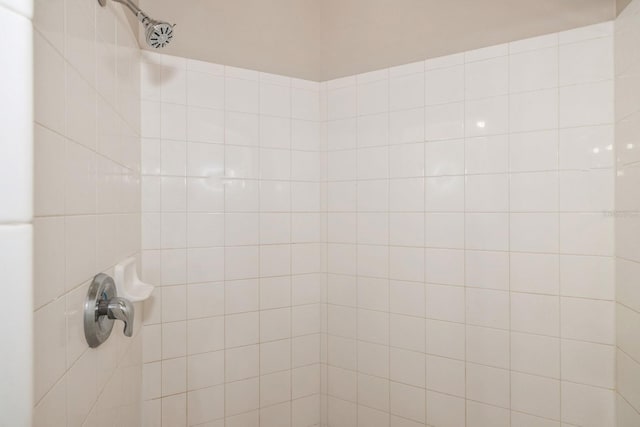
left=462, top=58, right=468, bottom=426
left=158, top=59, right=166, bottom=427
left=421, top=69, right=429, bottom=426
left=506, top=47, right=512, bottom=427
left=557, top=40, right=564, bottom=425
left=386, top=69, right=392, bottom=426
left=255, top=69, right=262, bottom=425
left=322, top=323, right=615, bottom=349
left=212, top=64, right=227, bottom=424
left=288, top=77, right=294, bottom=427
left=354, top=74, right=360, bottom=427
left=322, top=353, right=614, bottom=392
left=184, top=57, right=192, bottom=426
left=612, top=20, right=620, bottom=425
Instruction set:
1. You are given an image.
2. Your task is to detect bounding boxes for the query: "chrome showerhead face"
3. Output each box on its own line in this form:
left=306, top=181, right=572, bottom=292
left=146, top=21, right=174, bottom=49
left=100, top=1, right=174, bottom=48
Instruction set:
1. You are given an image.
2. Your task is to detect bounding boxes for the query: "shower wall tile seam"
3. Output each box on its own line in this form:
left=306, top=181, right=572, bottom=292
left=615, top=1, right=640, bottom=424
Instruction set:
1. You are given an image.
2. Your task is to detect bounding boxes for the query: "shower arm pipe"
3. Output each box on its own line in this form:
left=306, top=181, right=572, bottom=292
left=109, top=0, right=153, bottom=26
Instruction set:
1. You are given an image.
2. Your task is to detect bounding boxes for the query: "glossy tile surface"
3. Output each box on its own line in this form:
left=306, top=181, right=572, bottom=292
left=323, top=21, right=615, bottom=427
left=141, top=53, right=322, bottom=426
left=32, top=1, right=142, bottom=426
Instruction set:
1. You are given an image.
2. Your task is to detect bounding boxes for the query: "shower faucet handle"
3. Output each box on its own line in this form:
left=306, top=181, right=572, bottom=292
left=97, top=296, right=135, bottom=337
left=84, top=273, right=135, bottom=348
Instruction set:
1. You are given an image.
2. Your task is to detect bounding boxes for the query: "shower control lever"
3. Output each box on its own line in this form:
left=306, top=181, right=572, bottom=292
left=97, top=296, right=134, bottom=337
left=84, top=273, right=135, bottom=348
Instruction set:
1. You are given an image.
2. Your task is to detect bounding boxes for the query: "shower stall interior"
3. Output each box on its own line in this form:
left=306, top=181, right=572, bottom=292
left=0, top=0, right=637, bottom=425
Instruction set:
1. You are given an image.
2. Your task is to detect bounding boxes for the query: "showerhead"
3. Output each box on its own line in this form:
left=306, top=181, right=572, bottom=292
left=99, top=0, right=175, bottom=49
left=144, top=20, right=175, bottom=49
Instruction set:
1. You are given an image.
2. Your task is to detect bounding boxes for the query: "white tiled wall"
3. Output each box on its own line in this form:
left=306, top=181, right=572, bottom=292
left=32, top=0, right=143, bottom=425
left=139, top=22, right=620, bottom=427
left=25, top=4, right=631, bottom=426
left=322, top=22, right=616, bottom=427
left=140, top=53, right=323, bottom=426
left=0, top=0, right=32, bottom=425
left=615, top=1, right=640, bottom=425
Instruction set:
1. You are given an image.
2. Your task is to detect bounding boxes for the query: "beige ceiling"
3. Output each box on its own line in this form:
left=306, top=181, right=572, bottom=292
left=136, top=0, right=621, bottom=81
left=619, top=0, right=633, bottom=13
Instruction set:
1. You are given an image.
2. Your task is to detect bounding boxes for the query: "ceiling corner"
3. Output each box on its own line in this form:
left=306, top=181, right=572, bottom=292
left=617, top=0, right=633, bottom=14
